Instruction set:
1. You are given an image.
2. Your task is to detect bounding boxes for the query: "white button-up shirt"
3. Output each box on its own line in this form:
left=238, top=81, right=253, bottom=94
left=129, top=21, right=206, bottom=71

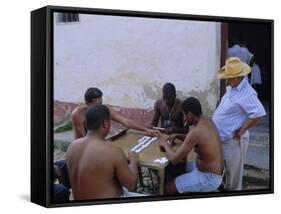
left=212, top=77, right=266, bottom=141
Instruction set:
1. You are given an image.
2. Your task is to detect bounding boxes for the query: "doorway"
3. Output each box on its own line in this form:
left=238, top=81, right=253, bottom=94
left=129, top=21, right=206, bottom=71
left=228, top=22, right=272, bottom=102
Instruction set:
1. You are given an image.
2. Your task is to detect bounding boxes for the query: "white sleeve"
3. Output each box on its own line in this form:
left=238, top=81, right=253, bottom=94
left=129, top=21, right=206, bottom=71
left=238, top=94, right=266, bottom=118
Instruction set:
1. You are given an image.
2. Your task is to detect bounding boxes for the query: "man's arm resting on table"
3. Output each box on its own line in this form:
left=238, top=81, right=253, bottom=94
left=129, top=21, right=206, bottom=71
left=166, top=133, right=187, bottom=143
left=161, top=132, right=195, bottom=164
left=110, top=107, right=160, bottom=137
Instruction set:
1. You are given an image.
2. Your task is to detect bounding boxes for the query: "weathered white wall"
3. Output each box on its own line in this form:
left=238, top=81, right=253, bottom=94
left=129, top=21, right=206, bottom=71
left=54, top=13, right=221, bottom=115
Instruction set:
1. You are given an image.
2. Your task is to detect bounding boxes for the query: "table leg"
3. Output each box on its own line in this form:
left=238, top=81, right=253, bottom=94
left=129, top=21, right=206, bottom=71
left=158, top=168, right=165, bottom=195
left=138, top=167, right=144, bottom=187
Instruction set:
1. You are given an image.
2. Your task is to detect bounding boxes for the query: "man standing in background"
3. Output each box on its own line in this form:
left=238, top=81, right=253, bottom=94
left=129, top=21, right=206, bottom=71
left=212, top=57, right=266, bottom=190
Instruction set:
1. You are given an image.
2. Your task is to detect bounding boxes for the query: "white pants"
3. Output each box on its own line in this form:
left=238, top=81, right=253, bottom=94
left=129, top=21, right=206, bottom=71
left=222, top=137, right=249, bottom=191
left=121, top=187, right=148, bottom=197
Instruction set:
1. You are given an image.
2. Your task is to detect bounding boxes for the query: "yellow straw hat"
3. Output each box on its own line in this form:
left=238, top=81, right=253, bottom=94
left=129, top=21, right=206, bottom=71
left=218, top=57, right=251, bottom=79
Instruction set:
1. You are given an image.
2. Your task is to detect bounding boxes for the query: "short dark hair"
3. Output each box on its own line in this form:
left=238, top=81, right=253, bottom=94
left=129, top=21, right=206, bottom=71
left=182, top=97, right=202, bottom=117
left=162, top=82, right=176, bottom=94
left=85, top=105, right=110, bottom=130
left=84, top=87, right=103, bottom=103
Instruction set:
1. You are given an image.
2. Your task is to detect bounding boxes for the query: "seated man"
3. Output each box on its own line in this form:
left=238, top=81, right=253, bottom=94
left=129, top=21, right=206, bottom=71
left=151, top=83, right=188, bottom=134
left=66, top=105, right=139, bottom=200
left=71, top=87, right=160, bottom=139
left=159, top=97, right=224, bottom=194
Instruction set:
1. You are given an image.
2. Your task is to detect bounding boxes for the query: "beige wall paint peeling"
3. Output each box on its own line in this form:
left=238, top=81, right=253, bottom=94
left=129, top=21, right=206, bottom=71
left=54, top=14, right=221, bottom=114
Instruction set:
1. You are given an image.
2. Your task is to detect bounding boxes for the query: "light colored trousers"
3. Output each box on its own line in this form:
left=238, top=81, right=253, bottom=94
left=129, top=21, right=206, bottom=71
left=121, top=187, right=148, bottom=197
left=222, top=137, right=249, bottom=191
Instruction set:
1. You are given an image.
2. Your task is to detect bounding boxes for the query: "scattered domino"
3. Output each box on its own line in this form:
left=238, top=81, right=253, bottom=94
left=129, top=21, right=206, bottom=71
left=131, top=137, right=151, bottom=151
left=138, top=136, right=150, bottom=143
left=131, top=136, right=157, bottom=153
left=154, top=157, right=168, bottom=164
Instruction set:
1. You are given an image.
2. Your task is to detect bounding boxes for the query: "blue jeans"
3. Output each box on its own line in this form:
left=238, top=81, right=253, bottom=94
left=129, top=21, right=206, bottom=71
left=53, top=184, right=70, bottom=202
left=54, top=160, right=71, bottom=189
left=175, top=162, right=223, bottom=193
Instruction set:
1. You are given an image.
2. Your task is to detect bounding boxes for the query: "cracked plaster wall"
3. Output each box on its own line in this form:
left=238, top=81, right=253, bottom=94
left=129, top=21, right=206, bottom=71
left=54, top=13, right=221, bottom=116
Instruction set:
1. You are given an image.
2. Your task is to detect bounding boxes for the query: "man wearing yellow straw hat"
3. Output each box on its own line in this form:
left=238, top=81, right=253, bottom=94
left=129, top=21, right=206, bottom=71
left=212, top=57, right=266, bottom=191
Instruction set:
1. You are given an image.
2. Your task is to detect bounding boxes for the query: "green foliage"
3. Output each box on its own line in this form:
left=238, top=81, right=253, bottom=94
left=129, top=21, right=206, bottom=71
left=54, top=121, right=72, bottom=133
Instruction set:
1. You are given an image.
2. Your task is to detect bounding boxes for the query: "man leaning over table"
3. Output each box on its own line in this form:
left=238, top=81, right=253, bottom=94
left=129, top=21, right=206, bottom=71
left=160, top=97, right=224, bottom=194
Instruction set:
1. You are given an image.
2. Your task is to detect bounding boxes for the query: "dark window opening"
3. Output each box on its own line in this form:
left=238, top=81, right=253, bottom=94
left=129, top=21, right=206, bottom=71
left=57, top=13, right=79, bottom=23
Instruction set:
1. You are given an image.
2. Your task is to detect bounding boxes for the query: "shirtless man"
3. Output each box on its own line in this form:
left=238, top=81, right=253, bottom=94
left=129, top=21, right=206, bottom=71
left=159, top=97, right=224, bottom=194
left=66, top=105, right=139, bottom=200
left=71, top=87, right=160, bottom=139
left=151, top=83, right=188, bottom=134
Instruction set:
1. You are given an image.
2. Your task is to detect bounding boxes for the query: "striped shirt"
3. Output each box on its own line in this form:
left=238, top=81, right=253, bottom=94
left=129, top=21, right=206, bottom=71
left=212, top=77, right=266, bottom=141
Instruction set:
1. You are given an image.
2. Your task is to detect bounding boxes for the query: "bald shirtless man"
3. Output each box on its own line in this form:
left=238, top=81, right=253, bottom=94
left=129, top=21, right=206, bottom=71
left=159, top=97, right=224, bottom=194
left=66, top=105, right=139, bottom=200
left=71, top=87, right=160, bottom=139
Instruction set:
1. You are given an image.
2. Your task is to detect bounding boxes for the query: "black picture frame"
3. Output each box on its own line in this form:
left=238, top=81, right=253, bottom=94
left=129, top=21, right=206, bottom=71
left=31, top=5, right=274, bottom=208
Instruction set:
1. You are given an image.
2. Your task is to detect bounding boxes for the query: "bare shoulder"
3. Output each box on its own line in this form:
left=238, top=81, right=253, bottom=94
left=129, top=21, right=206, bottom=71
left=72, top=105, right=87, bottom=115
left=107, top=105, right=116, bottom=114
left=202, top=118, right=217, bottom=131
left=155, top=99, right=162, bottom=105
left=67, top=138, right=84, bottom=152
left=154, top=99, right=162, bottom=108
left=106, top=105, right=119, bottom=120
left=71, top=105, right=87, bottom=121
left=196, top=118, right=219, bottom=139
left=66, top=138, right=85, bottom=162
left=185, top=127, right=197, bottom=139
left=198, top=118, right=213, bottom=128
left=187, top=122, right=208, bottom=140
left=107, top=144, right=126, bottom=162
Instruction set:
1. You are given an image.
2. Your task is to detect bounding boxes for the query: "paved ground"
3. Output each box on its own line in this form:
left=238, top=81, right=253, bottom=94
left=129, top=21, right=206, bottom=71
left=246, top=101, right=270, bottom=170
left=54, top=130, right=73, bottom=144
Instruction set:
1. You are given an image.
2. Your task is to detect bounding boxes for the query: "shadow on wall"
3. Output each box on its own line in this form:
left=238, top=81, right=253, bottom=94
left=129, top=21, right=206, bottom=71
left=54, top=100, right=154, bottom=130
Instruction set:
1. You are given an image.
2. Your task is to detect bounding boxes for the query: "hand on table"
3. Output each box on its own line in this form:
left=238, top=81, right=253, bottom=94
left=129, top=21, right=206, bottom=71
left=164, top=127, right=175, bottom=135
left=165, top=134, right=177, bottom=144
left=146, top=129, right=161, bottom=137
left=159, top=140, right=172, bottom=152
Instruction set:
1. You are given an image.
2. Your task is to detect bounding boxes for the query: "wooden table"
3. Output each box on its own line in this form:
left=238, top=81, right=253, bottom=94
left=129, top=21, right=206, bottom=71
left=108, top=129, right=196, bottom=195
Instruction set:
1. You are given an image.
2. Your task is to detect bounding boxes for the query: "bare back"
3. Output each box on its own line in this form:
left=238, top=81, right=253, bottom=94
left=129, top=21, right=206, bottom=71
left=71, top=105, right=88, bottom=139
left=66, top=137, right=125, bottom=200
left=189, top=118, right=224, bottom=174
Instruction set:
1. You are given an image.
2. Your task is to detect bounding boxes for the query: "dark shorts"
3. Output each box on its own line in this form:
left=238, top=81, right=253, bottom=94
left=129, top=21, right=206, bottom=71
left=53, top=184, right=70, bottom=202
left=54, top=160, right=71, bottom=189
